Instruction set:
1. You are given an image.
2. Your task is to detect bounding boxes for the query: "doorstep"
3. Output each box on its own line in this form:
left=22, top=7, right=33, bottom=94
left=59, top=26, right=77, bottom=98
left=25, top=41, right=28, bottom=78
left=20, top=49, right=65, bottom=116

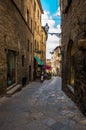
left=6, top=84, right=22, bottom=96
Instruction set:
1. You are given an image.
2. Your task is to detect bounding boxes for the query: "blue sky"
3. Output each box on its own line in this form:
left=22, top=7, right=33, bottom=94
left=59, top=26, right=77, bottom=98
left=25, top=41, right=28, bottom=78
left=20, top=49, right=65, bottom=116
left=40, top=0, right=61, bottom=59
left=40, top=0, right=61, bottom=27
left=41, top=0, right=58, bottom=14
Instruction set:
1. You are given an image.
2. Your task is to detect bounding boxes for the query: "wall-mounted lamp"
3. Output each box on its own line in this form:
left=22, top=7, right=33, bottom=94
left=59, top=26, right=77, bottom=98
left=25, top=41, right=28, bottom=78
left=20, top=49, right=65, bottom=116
left=44, top=23, right=61, bottom=38
left=44, top=23, right=49, bottom=33
left=78, top=39, right=86, bottom=50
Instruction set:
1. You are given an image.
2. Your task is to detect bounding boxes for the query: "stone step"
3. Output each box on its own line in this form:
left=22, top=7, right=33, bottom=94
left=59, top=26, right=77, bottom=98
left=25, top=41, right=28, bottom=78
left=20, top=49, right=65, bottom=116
left=7, top=83, right=17, bottom=91
left=6, top=84, right=22, bottom=96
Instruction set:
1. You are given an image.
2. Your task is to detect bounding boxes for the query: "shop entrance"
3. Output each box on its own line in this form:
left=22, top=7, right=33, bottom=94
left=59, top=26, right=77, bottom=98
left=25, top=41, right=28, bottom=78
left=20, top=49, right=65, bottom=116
left=7, top=50, right=16, bottom=86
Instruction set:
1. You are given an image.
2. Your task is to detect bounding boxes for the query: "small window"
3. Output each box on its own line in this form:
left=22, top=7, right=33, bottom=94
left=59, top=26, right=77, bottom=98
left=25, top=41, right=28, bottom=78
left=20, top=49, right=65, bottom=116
left=31, top=19, right=32, bottom=30
left=62, top=0, right=72, bottom=14
left=22, top=55, right=24, bottom=66
left=38, top=26, right=39, bottom=32
left=40, top=15, right=41, bottom=23
left=34, top=1, right=36, bottom=11
left=35, top=41, right=37, bottom=49
left=27, top=40, right=29, bottom=51
left=38, top=10, right=39, bottom=18
left=21, top=0, right=24, bottom=12
left=35, top=40, right=36, bottom=50
left=27, top=9, right=29, bottom=24
left=31, top=43, right=32, bottom=53
left=35, top=21, right=36, bottom=30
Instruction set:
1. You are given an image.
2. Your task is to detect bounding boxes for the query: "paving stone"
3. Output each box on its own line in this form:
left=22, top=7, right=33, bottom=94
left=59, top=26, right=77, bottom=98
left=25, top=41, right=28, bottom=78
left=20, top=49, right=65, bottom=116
left=0, top=77, right=86, bottom=130
left=43, top=118, right=56, bottom=126
left=30, top=112, right=43, bottom=120
left=51, top=122, right=64, bottom=130
left=61, top=126, right=73, bottom=130
left=79, top=119, right=86, bottom=125
left=74, top=124, right=86, bottom=130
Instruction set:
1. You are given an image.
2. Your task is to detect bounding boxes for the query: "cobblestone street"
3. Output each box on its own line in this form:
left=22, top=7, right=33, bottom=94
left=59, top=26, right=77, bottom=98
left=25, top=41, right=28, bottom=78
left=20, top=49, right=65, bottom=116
left=0, top=77, right=86, bottom=130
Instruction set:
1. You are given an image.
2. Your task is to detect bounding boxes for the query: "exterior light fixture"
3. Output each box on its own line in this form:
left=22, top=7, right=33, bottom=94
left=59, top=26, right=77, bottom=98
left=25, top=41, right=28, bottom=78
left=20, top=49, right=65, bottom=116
left=44, top=23, right=61, bottom=38
left=44, top=23, right=49, bottom=33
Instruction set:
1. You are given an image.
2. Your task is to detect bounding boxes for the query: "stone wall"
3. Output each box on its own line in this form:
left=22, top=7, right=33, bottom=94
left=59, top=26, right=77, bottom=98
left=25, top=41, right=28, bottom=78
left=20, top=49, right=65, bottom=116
left=61, top=0, right=86, bottom=114
left=0, top=0, right=34, bottom=94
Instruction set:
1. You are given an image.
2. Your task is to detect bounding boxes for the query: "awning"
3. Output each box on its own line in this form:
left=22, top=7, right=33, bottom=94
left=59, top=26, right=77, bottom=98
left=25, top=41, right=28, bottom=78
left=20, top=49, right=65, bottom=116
left=34, top=56, right=44, bottom=66
left=43, top=65, right=52, bottom=70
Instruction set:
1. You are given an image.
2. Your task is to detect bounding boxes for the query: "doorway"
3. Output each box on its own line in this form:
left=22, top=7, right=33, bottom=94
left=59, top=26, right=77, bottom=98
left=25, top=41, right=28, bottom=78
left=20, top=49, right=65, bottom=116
left=7, top=50, right=16, bottom=86
left=67, top=40, right=75, bottom=87
left=29, top=65, right=31, bottom=81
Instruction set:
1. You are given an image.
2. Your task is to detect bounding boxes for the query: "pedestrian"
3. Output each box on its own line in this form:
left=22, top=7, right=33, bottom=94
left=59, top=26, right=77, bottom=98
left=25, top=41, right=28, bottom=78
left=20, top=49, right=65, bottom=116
left=40, top=72, right=44, bottom=83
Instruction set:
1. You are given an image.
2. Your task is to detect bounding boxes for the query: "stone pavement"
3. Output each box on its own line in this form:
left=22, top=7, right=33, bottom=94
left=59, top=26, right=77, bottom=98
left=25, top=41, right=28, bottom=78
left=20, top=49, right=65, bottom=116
left=0, top=77, right=86, bottom=130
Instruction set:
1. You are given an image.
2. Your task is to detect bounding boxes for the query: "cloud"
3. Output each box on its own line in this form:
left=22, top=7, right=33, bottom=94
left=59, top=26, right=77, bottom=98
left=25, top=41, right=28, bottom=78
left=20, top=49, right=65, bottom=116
left=49, top=24, right=61, bottom=34
left=47, top=34, right=59, bottom=43
left=41, top=10, right=61, bottom=59
left=41, top=11, right=55, bottom=28
left=46, top=34, right=60, bottom=59
left=53, top=7, right=61, bottom=16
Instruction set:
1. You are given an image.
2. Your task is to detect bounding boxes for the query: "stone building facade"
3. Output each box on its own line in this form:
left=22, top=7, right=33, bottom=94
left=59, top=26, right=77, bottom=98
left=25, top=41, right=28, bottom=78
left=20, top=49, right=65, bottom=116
left=51, top=46, right=61, bottom=76
left=0, top=0, right=34, bottom=94
left=41, top=27, right=47, bottom=64
left=0, top=0, right=46, bottom=95
left=60, top=0, right=86, bottom=114
left=34, top=0, right=43, bottom=59
left=33, top=1, right=47, bottom=79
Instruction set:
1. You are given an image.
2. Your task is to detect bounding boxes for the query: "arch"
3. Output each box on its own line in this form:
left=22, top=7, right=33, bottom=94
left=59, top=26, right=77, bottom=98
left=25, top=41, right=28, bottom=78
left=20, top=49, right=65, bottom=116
left=66, top=39, right=75, bottom=87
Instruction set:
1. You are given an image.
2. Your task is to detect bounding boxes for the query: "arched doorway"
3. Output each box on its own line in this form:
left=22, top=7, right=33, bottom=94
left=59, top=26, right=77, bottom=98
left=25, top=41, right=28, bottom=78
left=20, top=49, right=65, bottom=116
left=67, top=40, right=75, bottom=87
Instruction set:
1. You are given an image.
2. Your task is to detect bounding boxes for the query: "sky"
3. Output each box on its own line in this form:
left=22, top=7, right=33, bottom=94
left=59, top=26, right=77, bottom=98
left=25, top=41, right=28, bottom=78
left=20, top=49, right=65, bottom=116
left=40, top=0, right=61, bottom=59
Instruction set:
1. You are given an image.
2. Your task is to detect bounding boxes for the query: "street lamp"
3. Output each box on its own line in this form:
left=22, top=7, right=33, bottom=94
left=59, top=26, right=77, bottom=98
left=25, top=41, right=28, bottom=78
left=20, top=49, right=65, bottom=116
left=44, top=23, right=49, bottom=33
left=44, top=23, right=61, bottom=38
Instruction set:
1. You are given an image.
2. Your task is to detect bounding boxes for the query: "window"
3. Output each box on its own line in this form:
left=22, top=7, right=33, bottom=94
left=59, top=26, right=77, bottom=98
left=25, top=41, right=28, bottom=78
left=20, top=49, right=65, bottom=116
left=35, top=40, right=36, bottom=50
left=37, top=43, right=39, bottom=50
left=34, top=1, right=36, bottom=11
left=30, top=43, right=32, bottom=53
left=27, top=9, right=29, bottom=24
left=40, top=15, right=41, bottom=23
left=42, top=34, right=43, bottom=41
left=27, top=40, right=29, bottom=51
left=38, top=10, right=39, bottom=18
left=22, top=55, right=24, bottom=66
left=35, top=40, right=37, bottom=50
left=62, top=0, right=72, bottom=13
left=31, top=19, right=32, bottom=30
left=38, top=26, right=39, bottom=32
left=37, top=25, right=39, bottom=32
left=21, top=0, right=24, bottom=12
left=34, top=21, right=36, bottom=30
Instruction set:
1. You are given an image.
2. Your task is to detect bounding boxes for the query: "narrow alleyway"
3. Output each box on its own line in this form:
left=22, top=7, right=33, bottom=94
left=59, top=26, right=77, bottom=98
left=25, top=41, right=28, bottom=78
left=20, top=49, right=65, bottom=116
left=0, top=77, right=86, bottom=130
